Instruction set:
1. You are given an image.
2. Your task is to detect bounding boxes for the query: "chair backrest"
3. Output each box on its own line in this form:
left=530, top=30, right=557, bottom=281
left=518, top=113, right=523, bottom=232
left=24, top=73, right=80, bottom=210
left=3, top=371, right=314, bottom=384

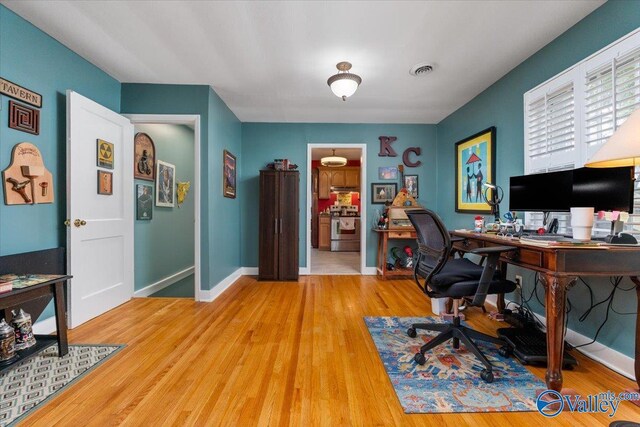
left=406, top=209, right=452, bottom=283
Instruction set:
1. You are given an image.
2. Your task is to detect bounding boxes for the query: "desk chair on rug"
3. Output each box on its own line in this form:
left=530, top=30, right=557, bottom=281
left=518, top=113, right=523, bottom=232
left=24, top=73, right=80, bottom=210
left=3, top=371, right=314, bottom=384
left=405, top=209, right=517, bottom=383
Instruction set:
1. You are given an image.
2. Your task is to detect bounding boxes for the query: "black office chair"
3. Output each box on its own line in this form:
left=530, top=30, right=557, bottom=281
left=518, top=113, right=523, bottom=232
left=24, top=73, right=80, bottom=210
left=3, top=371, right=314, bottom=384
left=405, top=209, right=517, bottom=383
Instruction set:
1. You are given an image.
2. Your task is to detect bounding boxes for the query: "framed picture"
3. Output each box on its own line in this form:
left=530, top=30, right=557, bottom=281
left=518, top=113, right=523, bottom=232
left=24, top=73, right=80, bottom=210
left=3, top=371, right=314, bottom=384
left=136, top=184, right=153, bottom=220
left=455, top=127, right=496, bottom=213
left=97, top=170, right=113, bottom=195
left=404, top=175, right=418, bottom=198
left=134, top=132, right=156, bottom=181
left=97, top=139, right=114, bottom=169
left=223, top=149, right=236, bottom=199
left=378, top=166, right=398, bottom=180
left=371, top=183, right=397, bottom=204
left=156, top=160, right=175, bottom=207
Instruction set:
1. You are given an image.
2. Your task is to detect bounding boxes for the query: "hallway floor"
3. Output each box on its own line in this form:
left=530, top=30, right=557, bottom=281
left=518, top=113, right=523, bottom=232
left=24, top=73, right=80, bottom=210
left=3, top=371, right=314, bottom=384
left=310, top=248, right=360, bottom=274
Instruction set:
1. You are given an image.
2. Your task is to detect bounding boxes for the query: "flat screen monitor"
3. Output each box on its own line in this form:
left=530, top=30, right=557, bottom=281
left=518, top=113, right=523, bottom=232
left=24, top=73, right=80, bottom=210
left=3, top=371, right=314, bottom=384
left=572, top=166, right=635, bottom=213
left=509, top=170, right=573, bottom=212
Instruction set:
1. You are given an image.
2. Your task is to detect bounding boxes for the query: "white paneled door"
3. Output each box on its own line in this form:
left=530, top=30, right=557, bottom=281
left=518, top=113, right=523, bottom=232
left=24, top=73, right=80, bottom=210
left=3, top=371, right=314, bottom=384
left=66, top=91, right=134, bottom=328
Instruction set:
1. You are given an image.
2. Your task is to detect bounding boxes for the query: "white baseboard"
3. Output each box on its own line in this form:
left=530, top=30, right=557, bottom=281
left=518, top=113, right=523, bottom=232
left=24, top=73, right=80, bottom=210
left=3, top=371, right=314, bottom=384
left=362, top=267, right=377, bottom=275
left=200, top=268, right=243, bottom=302
left=299, top=267, right=310, bottom=275
left=240, top=267, right=259, bottom=276
left=486, top=298, right=636, bottom=381
left=33, top=316, right=57, bottom=335
left=134, top=266, right=195, bottom=297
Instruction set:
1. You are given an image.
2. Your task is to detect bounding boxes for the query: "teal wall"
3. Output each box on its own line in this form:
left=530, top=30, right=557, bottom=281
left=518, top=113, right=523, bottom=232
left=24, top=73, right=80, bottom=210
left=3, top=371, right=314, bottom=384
left=0, top=5, right=121, bottom=256
left=436, top=0, right=640, bottom=357
left=121, top=84, right=242, bottom=290
left=240, top=123, right=437, bottom=268
left=134, top=124, right=195, bottom=292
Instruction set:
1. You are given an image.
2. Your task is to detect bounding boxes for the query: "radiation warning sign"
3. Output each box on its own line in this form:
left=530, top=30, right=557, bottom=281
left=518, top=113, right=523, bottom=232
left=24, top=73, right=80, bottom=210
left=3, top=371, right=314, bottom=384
left=97, top=139, right=114, bottom=169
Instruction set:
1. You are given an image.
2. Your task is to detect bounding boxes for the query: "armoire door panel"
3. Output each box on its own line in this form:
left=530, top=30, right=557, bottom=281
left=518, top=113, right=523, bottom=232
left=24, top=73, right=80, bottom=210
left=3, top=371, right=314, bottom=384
left=258, top=171, right=279, bottom=280
left=278, top=171, right=299, bottom=280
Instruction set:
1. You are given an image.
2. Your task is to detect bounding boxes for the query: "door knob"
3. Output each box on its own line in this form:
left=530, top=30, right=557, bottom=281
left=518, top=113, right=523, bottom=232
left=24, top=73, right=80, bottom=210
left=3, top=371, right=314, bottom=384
left=73, top=219, right=87, bottom=227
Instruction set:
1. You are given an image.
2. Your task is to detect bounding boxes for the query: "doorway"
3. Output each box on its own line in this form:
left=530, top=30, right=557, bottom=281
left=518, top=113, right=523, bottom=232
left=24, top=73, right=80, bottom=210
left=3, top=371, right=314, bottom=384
left=127, top=115, right=202, bottom=301
left=307, top=144, right=367, bottom=274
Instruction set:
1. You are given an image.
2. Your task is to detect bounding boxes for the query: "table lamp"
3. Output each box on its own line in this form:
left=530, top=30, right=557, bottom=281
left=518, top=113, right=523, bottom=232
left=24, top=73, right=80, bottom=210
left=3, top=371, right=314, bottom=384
left=482, top=182, right=503, bottom=224
left=586, top=109, right=640, bottom=244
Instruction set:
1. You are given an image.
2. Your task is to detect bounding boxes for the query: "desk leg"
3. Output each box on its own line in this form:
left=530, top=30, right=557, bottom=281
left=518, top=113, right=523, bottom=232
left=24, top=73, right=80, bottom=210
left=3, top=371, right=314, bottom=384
left=496, top=260, right=508, bottom=313
left=53, top=281, right=69, bottom=357
left=541, top=274, right=575, bottom=392
left=631, top=277, right=640, bottom=393
left=381, top=233, right=388, bottom=279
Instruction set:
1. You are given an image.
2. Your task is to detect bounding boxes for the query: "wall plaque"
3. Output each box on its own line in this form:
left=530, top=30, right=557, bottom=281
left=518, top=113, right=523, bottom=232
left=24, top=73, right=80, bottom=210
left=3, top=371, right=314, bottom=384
left=9, top=101, right=40, bottom=135
left=0, top=78, right=42, bottom=108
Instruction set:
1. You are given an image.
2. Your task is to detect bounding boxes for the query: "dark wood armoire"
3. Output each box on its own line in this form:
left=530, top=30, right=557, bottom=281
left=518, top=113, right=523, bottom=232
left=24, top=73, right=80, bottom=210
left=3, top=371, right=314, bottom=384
left=258, top=170, right=299, bottom=281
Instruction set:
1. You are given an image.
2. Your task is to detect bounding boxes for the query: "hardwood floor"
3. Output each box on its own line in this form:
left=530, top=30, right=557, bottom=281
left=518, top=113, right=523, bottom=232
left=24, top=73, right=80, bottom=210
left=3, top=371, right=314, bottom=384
left=23, top=275, right=640, bottom=426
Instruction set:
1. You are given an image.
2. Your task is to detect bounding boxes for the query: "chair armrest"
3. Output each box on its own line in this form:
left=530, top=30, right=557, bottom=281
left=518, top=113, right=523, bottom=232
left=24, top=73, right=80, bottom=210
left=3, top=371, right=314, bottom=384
left=469, top=246, right=517, bottom=255
left=469, top=247, right=516, bottom=307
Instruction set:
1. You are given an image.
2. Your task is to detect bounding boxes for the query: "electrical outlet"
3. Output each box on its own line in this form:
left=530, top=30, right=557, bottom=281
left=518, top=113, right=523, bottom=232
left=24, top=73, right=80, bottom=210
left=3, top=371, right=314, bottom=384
left=515, top=275, right=523, bottom=287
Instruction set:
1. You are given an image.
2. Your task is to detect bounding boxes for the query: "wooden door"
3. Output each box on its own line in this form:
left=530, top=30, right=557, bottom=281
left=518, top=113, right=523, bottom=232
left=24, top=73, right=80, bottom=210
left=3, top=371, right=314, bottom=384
left=319, top=216, right=331, bottom=250
left=278, top=171, right=299, bottom=280
left=345, top=168, right=359, bottom=188
left=318, top=168, right=330, bottom=199
left=311, top=168, right=318, bottom=248
left=258, top=171, right=279, bottom=280
left=331, top=169, right=346, bottom=187
left=67, top=91, right=134, bottom=328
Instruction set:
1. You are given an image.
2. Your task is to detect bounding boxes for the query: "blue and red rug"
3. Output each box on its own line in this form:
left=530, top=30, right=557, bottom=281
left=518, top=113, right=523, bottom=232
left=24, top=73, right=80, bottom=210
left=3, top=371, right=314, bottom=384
left=364, top=316, right=545, bottom=413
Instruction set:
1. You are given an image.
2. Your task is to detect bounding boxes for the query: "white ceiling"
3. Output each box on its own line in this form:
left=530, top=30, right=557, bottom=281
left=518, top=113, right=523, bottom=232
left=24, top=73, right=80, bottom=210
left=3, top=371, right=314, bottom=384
left=3, top=0, right=604, bottom=124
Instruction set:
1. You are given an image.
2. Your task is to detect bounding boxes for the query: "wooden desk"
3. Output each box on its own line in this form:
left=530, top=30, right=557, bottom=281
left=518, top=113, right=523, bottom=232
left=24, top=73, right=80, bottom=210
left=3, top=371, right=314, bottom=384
left=0, top=276, right=70, bottom=373
left=373, top=229, right=417, bottom=279
left=451, top=230, right=640, bottom=393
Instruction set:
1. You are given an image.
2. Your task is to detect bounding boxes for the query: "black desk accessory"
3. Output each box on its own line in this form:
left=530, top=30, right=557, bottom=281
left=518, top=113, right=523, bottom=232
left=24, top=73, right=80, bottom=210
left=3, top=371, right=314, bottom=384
left=497, top=327, right=578, bottom=369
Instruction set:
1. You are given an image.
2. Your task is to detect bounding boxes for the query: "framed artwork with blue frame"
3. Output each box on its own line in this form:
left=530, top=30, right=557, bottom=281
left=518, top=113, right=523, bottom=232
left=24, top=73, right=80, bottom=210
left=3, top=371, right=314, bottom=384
left=455, top=127, right=495, bottom=214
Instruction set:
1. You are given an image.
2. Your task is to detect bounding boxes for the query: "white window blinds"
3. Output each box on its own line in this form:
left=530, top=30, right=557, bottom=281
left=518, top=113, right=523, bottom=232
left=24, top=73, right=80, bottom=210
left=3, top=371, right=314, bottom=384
left=525, top=83, right=576, bottom=173
left=524, top=29, right=640, bottom=237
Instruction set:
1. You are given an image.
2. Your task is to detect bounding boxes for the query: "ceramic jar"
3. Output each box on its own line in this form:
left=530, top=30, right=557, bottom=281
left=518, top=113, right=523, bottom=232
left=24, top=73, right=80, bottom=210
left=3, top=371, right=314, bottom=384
left=0, top=318, right=16, bottom=362
left=12, top=308, right=36, bottom=350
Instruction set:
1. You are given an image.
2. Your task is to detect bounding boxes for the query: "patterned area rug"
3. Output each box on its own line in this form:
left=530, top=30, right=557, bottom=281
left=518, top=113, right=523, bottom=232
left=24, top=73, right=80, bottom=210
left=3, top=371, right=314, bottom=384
left=364, top=316, right=545, bottom=413
left=0, top=344, right=124, bottom=426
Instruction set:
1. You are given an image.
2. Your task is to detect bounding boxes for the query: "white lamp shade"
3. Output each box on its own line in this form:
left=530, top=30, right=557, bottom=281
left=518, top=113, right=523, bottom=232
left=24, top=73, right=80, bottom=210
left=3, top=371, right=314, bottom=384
left=321, top=156, right=347, bottom=167
left=329, top=78, right=359, bottom=99
left=586, top=109, right=640, bottom=167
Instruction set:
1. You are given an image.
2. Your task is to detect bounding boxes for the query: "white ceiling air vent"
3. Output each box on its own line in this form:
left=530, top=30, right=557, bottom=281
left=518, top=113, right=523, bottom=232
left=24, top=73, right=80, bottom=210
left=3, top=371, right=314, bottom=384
left=410, top=63, right=434, bottom=76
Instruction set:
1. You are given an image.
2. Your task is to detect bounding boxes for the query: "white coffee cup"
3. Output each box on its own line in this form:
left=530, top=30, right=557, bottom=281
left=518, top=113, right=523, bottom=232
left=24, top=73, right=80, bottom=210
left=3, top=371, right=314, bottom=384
left=570, top=207, right=595, bottom=241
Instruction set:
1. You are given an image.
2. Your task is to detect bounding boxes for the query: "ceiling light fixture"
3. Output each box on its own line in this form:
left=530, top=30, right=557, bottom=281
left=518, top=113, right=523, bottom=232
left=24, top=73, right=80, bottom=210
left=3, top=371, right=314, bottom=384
left=321, top=149, right=347, bottom=167
left=327, top=62, right=362, bottom=101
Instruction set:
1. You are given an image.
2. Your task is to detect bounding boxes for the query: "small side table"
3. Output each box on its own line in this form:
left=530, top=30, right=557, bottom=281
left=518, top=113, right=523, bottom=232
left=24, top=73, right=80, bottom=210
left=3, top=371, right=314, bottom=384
left=0, top=275, right=71, bottom=374
left=373, top=229, right=417, bottom=279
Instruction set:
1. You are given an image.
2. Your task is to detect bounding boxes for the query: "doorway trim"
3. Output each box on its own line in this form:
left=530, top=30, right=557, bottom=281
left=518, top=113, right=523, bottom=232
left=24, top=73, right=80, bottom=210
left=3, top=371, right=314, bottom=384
left=306, top=143, right=367, bottom=274
left=126, top=114, right=202, bottom=301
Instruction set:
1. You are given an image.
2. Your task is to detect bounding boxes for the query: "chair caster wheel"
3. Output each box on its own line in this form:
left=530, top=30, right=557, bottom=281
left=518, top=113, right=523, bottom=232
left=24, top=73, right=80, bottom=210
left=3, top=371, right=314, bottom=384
left=498, top=346, right=512, bottom=358
left=480, top=369, right=494, bottom=383
left=407, top=327, right=417, bottom=338
left=414, top=352, right=426, bottom=365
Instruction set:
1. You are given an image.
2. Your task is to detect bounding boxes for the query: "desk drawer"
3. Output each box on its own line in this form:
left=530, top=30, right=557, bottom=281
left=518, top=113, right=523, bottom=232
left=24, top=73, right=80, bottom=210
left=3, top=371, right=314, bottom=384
left=388, top=231, right=416, bottom=239
left=504, top=248, right=542, bottom=268
left=454, top=239, right=483, bottom=251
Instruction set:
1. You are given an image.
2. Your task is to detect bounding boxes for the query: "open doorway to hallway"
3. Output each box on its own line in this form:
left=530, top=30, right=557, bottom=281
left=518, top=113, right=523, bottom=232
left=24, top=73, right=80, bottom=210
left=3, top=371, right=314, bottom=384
left=126, top=115, right=202, bottom=300
left=308, top=145, right=366, bottom=275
